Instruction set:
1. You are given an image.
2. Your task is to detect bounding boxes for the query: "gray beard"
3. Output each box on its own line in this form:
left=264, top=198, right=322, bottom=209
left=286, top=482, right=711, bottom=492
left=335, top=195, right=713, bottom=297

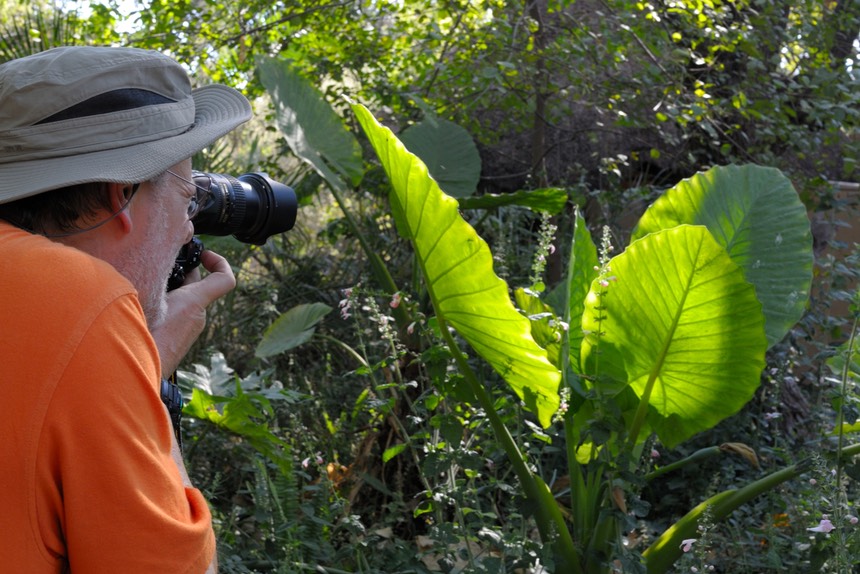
left=143, top=281, right=169, bottom=329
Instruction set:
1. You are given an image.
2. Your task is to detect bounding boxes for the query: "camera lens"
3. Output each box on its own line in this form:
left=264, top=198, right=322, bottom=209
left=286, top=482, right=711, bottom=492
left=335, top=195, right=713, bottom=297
left=190, top=171, right=297, bottom=245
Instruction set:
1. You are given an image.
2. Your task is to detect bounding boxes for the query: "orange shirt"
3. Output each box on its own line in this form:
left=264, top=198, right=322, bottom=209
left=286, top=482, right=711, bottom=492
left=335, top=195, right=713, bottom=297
left=0, top=221, right=215, bottom=573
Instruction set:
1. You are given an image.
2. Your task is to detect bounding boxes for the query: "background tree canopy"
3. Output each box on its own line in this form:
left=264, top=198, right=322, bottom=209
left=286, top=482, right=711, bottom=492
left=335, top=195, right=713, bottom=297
left=3, top=0, right=856, bottom=195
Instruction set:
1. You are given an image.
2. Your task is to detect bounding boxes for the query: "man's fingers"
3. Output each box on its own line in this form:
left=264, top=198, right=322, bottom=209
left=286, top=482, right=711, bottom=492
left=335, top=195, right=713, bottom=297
left=200, top=249, right=233, bottom=276
left=186, top=249, right=236, bottom=303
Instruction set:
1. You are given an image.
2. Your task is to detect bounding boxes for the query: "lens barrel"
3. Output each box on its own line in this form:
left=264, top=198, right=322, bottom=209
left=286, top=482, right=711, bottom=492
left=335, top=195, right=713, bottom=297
left=190, top=171, right=297, bottom=245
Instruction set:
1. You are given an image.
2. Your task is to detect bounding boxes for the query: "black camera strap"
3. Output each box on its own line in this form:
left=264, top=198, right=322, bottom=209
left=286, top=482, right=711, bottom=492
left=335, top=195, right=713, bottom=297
left=160, top=377, right=183, bottom=450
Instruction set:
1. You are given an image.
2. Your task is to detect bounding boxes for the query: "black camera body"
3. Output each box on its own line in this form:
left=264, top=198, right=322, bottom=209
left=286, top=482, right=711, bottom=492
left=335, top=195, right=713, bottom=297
left=167, top=170, right=297, bottom=290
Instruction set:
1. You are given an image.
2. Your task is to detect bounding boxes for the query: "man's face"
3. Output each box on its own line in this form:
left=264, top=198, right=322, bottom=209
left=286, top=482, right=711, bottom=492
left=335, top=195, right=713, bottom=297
left=119, top=159, right=195, bottom=328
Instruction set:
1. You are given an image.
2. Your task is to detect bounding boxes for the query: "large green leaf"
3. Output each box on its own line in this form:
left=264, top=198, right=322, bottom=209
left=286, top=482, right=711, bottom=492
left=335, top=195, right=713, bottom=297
left=581, top=225, right=768, bottom=447
left=255, top=303, right=333, bottom=358
left=399, top=117, right=481, bottom=199
left=352, top=103, right=561, bottom=427
left=257, top=56, right=363, bottom=191
left=632, top=164, right=813, bottom=348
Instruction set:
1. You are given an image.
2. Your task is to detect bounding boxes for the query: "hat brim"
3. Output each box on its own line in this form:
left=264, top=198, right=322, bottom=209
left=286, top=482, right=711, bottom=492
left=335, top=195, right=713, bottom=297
left=0, top=84, right=251, bottom=203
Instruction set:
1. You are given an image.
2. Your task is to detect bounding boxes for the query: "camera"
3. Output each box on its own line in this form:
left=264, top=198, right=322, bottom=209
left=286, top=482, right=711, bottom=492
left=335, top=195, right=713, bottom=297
left=167, top=170, right=297, bottom=290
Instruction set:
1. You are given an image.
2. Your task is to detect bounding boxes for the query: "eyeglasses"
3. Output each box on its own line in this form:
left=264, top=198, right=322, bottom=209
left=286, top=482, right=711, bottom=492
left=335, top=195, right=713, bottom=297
left=165, top=169, right=213, bottom=220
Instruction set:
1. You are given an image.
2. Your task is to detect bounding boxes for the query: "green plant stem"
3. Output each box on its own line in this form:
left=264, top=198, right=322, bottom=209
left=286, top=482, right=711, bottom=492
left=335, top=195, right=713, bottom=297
left=317, top=334, right=369, bottom=368
left=436, top=317, right=583, bottom=573
left=345, top=297, right=442, bottom=525
left=835, top=315, right=859, bottom=493
left=644, top=442, right=860, bottom=574
left=644, top=446, right=722, bottom=481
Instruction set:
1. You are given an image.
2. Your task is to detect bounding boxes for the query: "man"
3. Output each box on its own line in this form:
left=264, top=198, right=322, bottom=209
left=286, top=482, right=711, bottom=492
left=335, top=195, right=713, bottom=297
left=0, top=45, right=251, bottom=572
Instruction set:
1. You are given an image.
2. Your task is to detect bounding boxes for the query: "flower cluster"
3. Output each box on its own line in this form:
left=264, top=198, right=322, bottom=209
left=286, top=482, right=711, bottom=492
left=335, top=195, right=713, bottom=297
left=552, top=386, right=571, bottom=423
left=529, top=212, right=558, bottom=292
left=591, top=226, right=619, bottom=293
left=338, top=287, right=355, bottom=320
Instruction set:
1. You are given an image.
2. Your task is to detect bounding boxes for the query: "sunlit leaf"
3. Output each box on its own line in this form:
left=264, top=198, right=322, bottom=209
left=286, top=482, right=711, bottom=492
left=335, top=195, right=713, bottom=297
left=515, top=288, right=563, bottom=369
left=382, top=443, right=408, bottom=463
left=352, top=103, right=561, bottom=427
left=632, top=164, right=812, bottom=347
left=582, top=225, right=767, bottom=447
left=565, top=208, right=599, bottom=374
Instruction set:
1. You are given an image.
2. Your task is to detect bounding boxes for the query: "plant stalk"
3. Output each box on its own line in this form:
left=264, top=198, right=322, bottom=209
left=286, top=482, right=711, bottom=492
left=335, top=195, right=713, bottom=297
left=437, top=316, right=583, bottom=573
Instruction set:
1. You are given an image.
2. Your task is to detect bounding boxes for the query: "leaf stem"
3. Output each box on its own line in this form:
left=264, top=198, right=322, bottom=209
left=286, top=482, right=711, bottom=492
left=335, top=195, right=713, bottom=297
left=835, top=314, right=859, bottom=492
left=436, top=315, right=583, bottom=573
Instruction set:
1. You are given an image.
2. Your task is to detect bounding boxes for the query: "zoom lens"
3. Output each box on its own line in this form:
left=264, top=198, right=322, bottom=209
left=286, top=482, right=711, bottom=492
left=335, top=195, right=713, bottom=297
left=190, top=170, right=297, bottom=245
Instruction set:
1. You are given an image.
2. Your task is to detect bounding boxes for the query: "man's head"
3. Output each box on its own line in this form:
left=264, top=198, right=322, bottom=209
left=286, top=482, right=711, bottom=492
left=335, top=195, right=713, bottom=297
left=0, top=46, right=251, bottom=326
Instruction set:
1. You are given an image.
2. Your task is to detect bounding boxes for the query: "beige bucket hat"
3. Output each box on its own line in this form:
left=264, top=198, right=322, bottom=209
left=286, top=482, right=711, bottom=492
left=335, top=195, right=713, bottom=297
left=0, top=45, right=251, bottom=203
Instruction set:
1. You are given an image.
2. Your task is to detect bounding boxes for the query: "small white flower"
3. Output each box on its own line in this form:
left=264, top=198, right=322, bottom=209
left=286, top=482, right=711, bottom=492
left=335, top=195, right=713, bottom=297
left=680, top=538, right=696, bottom=552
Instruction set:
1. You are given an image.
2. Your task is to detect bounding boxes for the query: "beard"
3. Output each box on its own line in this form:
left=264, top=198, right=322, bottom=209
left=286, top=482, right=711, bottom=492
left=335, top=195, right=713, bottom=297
left=117, top=198, right=176, bottom=329
left=133, top=249, right=173, bottom=329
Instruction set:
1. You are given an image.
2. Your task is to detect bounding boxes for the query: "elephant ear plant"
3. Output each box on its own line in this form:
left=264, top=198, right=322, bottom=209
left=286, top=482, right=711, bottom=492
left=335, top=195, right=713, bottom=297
left=349, top=101, right=822, bottom=572
left=254, top=55, right=832, bottom=571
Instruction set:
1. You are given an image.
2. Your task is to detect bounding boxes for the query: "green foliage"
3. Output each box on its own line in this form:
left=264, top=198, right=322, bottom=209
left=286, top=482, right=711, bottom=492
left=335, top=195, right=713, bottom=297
left=210, top=48, right=851, bottom=569
left=582, top=224, right=768, bottom=448
left=257, top=55, right=364, bottom=192
left=343, top=93, right=833, bottom=571
left=340, top=80, right=823, bottom=569
left=0, top=4, right=120, bottom=61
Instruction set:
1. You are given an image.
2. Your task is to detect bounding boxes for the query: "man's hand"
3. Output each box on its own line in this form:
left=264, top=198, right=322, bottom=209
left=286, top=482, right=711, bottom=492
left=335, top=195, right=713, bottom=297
left=151, top=250, right=236, bottom=376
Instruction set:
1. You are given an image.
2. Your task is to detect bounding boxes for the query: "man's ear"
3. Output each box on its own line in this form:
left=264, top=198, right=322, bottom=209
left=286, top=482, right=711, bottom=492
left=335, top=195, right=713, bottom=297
left=107, top=182, right=134, bottom=234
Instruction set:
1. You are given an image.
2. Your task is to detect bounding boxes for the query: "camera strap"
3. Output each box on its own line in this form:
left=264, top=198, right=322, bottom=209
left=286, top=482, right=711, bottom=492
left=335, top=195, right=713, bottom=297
left=160, top=377, right=183, bottom=450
